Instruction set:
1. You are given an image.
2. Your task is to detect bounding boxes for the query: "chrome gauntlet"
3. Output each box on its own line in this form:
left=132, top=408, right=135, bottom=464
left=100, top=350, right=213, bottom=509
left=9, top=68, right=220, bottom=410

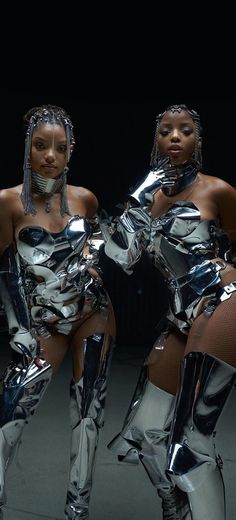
left=103, top=207, right=151, bottom=273
left=0, top=245, right=38, bottom=359
left=128, top=157, right=176, bottom=207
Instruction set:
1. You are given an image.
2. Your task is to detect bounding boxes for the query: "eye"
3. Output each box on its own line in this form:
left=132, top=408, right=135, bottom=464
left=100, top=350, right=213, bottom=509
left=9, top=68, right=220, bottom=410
left=159, top=129, right=170, bottom=137
left=182, top=128, right=193, bottom=136
left=57, top=144, right=67, bottom=153
left=34, top=141, right=45, bottom=150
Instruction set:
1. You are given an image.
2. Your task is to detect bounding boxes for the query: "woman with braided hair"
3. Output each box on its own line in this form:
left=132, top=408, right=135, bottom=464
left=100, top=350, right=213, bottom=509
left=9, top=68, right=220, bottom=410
left=104, top=104, right=236, bottom=519
left=0, top=104, right=115, bottom=519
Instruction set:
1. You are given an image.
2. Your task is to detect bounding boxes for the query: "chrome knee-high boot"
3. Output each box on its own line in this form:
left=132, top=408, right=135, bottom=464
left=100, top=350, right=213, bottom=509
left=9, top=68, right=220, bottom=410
left=64, top=334, right=114, bottom=520
left=167, top=351, right=236, bottom=520
left=108, top=364, right=191, bottom=519
left=0, top=356, right=52, bottom=506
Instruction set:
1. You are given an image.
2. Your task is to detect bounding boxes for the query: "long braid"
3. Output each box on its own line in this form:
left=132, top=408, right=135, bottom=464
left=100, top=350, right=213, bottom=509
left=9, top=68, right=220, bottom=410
left=150, top=104, right=202, bottom=169
left=21, top=104, right=75, bottom=216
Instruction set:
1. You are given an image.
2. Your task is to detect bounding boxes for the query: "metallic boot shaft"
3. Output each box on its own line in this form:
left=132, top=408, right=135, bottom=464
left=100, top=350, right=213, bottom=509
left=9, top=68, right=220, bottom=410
left=110, top=379, right=174, bottom=485
left=166, top=352, right=236, bottom=520
left=65, top=417, right=98, bottom=520
left=0, top=358, right=52, bottom=505
left=167, top=352, right=236, bottom=490
left=65, top=335, right=114, bottom=520
left=0, top=420, right=24, bottom=505
left=108, top=366, right=192, bottom=519
left=158, top=486, right=192, bottom=520
left=187, top=469, right=225, bottom=520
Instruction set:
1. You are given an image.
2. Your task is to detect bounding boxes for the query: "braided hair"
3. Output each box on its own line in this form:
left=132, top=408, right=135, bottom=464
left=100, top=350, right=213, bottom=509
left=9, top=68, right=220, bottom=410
left=150, top=104, right=202, bottom=170
left=21, top=104, right=75, bottom=216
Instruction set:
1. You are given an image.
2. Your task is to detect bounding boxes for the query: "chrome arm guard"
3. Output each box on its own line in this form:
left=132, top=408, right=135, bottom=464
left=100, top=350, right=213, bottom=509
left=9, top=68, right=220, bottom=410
left=103, top=207, right=151, bottom=273
left=128, top=158, right=176, bottom=207
left=0, top=245, right=38, bottom=359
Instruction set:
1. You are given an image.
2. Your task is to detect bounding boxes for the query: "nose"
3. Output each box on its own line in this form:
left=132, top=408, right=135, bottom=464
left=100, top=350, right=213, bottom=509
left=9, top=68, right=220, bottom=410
left=170, top=129, right=181, bottom=142
left=45, top=148, right=56, bottom=163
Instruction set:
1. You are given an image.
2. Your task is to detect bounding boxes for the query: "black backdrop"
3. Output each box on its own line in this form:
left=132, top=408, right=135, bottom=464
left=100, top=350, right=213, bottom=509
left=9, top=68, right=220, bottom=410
left=2, top=94, right=235, bottom=209
left=1, top=93, right=235, bottom=349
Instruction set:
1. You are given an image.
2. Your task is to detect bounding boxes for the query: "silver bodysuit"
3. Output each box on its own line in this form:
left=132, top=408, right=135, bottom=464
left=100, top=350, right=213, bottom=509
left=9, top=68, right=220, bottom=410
left=104, top=201, right=229, bottom=334
left=16, top=215, right=108, bottom=336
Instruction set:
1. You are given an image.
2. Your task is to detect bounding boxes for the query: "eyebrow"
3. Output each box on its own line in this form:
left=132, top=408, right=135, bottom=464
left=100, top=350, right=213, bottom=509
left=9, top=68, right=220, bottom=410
left=33, top=136, right=67, bottom=144
left=160, top=121, right=194, bottom=126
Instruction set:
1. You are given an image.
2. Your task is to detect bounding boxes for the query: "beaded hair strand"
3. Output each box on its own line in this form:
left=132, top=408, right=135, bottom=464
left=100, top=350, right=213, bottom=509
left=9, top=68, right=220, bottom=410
left=21, top=104, right=75, bottom=216
left=150, top=104, right=202, bottom=169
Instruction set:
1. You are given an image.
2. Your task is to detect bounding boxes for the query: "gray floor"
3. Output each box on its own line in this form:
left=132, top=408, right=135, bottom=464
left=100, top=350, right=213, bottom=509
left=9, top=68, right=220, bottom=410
left=0, top=342, right=236, bottom=520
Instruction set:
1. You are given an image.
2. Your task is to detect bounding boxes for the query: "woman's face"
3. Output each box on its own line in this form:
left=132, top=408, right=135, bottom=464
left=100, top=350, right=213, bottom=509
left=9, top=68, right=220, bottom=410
left=157, top=110, right=198, bottom=167
left=30, top=123, right=72, bottom=177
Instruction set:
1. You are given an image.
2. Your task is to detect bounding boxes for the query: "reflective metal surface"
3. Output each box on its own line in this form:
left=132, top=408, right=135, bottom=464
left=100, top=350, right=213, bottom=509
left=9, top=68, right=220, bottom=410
left=12, top=215, right=109, bottom=337
left=65, top=336, right=114, bottom=519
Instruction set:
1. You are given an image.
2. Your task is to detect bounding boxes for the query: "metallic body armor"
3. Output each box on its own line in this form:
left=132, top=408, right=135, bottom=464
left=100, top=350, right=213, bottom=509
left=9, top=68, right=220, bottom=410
left=105, top=200, right=229, bottom=331
left=0, top=215, right=114, bottom=519
left=104, top=166, right=236, bottom=519
left=16, top=215, right=108, bottom=337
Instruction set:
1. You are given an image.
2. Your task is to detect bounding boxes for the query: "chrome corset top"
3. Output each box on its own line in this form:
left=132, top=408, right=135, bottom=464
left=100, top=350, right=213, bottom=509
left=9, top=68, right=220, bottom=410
left=149, top=202, right=220, bottom=281
left=17, top=215, right=92, bottom=267
left=149, top=202, right=223, bottom=328
left=15, top=216, right=105, bottom=335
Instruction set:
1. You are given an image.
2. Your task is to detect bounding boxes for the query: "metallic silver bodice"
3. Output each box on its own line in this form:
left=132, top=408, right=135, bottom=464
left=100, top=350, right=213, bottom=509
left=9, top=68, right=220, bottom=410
left=149, top=202, right=218, bottom=277
left=148, top=202, right=223, bottom=330
left=104, top=201, right=224, bottom=333
left=15, top=215, right=107, bottom=335
left=17, top=215, right=91, bottom=265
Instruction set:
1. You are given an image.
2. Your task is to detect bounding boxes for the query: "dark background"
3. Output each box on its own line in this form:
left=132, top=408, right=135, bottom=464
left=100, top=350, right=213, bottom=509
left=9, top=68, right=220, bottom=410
left=1, top=92, right=235, bottom=350
left=2, top=94, right=235, bottom=209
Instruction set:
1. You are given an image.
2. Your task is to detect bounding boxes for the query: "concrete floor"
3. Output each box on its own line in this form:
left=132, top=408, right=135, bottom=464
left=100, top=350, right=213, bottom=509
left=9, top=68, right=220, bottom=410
left=0, top=341, right=235, bottom=520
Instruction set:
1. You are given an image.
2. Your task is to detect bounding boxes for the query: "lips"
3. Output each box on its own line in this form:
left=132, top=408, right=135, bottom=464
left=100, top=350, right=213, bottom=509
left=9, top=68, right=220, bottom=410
left=168, top=146, right=182, bottom=151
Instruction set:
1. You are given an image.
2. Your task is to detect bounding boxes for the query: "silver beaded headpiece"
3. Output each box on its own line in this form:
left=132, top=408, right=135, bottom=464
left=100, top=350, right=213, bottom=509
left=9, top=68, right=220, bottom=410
left=150, top=104, right=202, bottom=170
left=21, top=104, right=75, bottom=216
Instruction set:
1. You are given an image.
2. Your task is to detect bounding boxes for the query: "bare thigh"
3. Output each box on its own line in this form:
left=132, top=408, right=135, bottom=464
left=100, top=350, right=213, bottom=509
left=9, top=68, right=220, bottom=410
left=186, top=292, right=236, bottom=367
left=148, top=329, right=187, bottom=395
left=38, top=332, right=70, bottom=376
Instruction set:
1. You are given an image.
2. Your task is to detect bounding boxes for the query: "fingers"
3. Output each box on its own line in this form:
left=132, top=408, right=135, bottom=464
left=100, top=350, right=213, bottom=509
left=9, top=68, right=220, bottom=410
left=33, top=356, right=45, bottom=368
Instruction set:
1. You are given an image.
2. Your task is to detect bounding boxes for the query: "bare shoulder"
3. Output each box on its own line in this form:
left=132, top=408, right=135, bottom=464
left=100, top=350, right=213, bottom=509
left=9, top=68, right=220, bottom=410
left=0, top=185, right=22, bottom=216
left=0, top=185, right=23, bottom=249
left=199, top=173, right=236, bottom=236
left=68, top=185, right=99, bottom=217
left=199, top=172, right=236, bottom=197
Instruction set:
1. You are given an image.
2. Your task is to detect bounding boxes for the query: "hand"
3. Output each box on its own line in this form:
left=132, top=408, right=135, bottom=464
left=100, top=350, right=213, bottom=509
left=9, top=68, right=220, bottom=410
left=128, top=157, right=175, bottom=207
left=33, top=356, right=46, bottom=368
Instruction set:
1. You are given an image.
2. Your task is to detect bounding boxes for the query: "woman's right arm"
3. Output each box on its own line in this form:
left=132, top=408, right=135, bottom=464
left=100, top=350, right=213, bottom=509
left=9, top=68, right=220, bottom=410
left=0, top=189, right=15, bottom=252
left=0, top=189, right=39, bottom=360
left=102, top=158, right=177, bottom=273
left=102, top=205, right=152, bottom=274
left=101, top=166, right=163, bottom=273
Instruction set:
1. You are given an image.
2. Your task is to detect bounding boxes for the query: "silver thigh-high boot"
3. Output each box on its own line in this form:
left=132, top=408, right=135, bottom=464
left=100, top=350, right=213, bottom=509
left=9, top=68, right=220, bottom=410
left=167, top=351, right=236, bottom=520
left=64, top=334, right=114, bottom=520
left=0, top=356, right=52, bottom=506
left=108, top=363, right=191, bottom=519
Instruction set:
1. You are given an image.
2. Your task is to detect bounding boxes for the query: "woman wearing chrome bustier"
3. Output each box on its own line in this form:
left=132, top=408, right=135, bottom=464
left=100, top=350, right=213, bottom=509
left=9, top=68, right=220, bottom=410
left=103, top=104, right=236, bottom=519
left=0, top=104, right=115, bottom=519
